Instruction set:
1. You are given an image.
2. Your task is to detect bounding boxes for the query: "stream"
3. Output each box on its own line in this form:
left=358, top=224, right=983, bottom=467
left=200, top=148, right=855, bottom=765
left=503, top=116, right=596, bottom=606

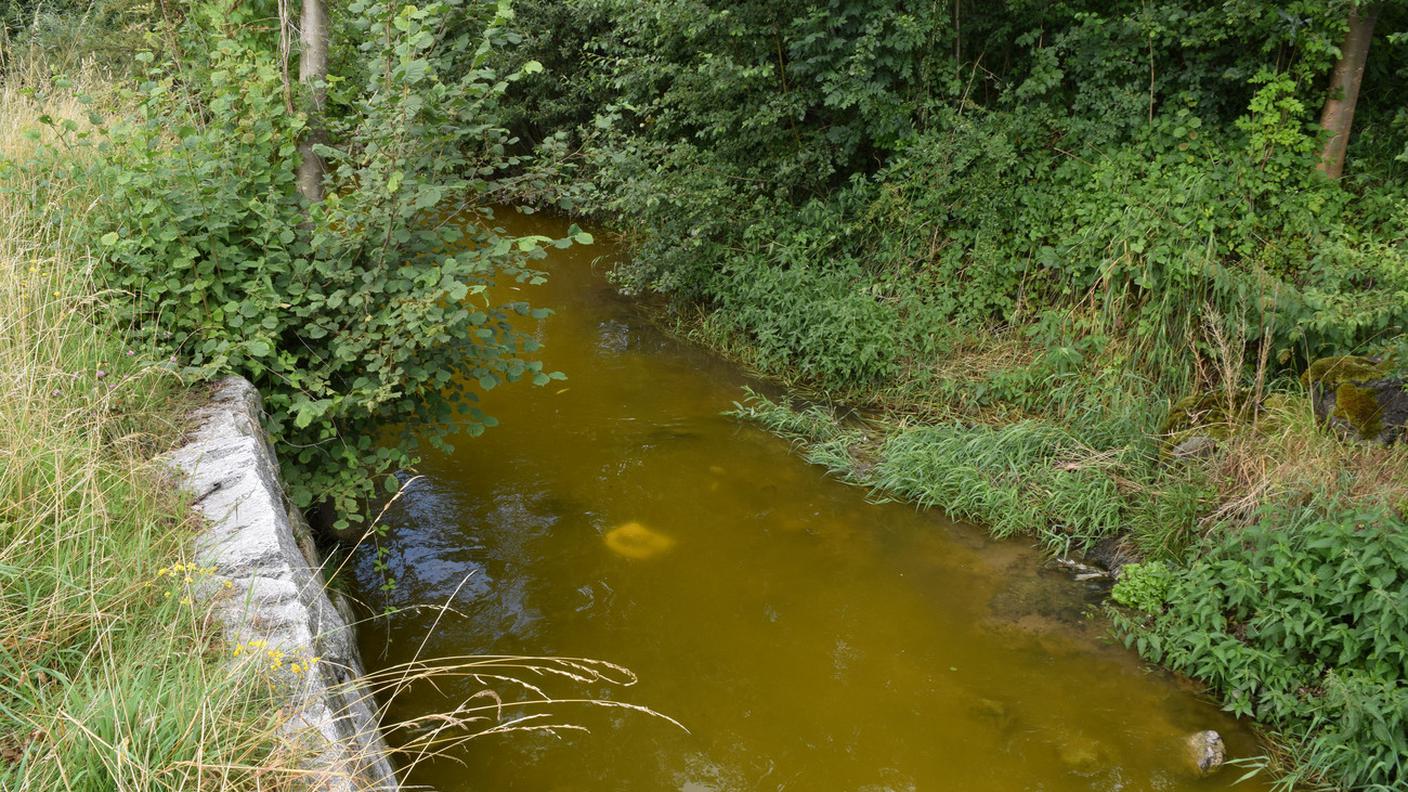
left=348, top=210, right=1267, bottom=791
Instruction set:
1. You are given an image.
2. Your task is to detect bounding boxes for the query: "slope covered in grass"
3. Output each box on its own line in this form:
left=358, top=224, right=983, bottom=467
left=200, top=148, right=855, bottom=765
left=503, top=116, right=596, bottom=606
left=0, top=53, right=298, bottom=792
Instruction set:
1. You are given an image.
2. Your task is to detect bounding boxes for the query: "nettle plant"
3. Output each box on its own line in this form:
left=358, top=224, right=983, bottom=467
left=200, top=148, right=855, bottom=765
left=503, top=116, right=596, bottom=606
left=95, top=1, right=582, bottom=529
left=1120, top=504, right=1408, bottom=788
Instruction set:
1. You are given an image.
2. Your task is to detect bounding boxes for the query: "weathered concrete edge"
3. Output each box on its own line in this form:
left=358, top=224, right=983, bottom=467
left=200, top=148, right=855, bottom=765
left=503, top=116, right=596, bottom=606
left=167, top=376, right=398, bottom=791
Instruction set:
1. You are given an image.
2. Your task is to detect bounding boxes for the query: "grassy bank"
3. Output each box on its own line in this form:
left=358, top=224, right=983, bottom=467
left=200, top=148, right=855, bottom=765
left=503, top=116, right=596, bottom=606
left=654, top=210, right=1408, bottom=790
left=0, top=6, right=632, bottom=786
left=0, top=53, right=297, bottom=791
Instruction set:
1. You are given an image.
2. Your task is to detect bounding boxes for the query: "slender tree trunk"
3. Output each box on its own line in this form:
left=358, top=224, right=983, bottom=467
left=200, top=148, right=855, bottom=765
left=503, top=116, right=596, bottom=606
left=296, top=0, right=328, bottom=204
left=1316, top=3, right=1378, bottom=180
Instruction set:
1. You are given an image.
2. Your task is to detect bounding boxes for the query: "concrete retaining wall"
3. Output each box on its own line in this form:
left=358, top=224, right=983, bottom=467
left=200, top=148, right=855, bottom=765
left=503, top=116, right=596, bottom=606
left=169, top=376, right=398, bottom=791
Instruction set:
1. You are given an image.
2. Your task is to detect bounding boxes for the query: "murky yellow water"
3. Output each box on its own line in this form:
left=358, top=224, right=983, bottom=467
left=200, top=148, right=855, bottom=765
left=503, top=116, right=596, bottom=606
left=349, top=211, right=1267, bottom=791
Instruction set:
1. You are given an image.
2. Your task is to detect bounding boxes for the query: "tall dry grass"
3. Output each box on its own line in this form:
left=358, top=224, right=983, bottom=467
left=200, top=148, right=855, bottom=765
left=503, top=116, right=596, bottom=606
left=0, top=52, right=309, bottom=792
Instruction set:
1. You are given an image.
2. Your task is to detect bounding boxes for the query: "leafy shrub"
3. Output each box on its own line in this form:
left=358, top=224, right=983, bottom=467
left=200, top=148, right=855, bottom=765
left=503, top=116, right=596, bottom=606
left=90, top=2, right=575, bottom=527
left=715, top=254, right=899, bottom=387
left=509, top=0, right=1408, bottom=391
left=1121, top=503, right=1408, bottom=789
left=1110, top=561, right=1172, bottom=612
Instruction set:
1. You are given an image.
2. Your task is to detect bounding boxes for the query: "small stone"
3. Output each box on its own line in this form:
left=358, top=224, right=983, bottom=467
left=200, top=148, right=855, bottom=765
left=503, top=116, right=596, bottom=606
left=1170, top=433, right=1217, bottom=460
left=1187, top=729, right=1225, bottom=776
left=973, top=697, right=1007, bottom=721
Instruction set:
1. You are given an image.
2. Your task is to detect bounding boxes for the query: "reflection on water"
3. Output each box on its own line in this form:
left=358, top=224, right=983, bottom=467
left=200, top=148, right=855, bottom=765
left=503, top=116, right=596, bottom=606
left=348, top=210, right=1266, bottom=791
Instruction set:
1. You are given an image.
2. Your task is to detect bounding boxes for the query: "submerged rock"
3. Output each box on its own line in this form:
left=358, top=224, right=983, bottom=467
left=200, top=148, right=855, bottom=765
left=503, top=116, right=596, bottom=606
left=1057, top=734, right=1108, bottom=776
left=1305, top=356, right=1408, bottom=444
left=1186, top=729, right=1225, bottom=776
left=604, top=521, right=676, bottom=559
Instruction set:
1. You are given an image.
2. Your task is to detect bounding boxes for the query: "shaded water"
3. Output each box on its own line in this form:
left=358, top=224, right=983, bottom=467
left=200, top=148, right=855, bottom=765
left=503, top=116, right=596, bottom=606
left=349, top=211, right=1267, bottom=791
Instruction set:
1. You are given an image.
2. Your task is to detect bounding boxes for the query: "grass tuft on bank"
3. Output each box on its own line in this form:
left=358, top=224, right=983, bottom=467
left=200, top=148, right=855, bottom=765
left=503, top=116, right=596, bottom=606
left=0, top=54, right=300, bottom=792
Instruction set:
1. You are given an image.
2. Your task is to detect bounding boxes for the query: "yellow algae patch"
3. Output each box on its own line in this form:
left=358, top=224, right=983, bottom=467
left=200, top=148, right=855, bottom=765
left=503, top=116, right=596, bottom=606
left=604, top=521, right=676, bottom=560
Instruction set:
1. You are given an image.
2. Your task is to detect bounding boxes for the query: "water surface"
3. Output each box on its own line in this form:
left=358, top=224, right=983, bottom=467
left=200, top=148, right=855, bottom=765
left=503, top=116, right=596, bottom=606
left=350, top=211, right=1265, bottom=791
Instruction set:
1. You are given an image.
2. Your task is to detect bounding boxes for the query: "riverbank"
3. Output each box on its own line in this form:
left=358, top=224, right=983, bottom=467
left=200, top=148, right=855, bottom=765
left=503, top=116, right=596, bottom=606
left=0, top=52, right=384, bottom=791
left=629, top=273, right=1408, bottom=789
left=0, top=61, right=248, bottom=788
left=495, top=4, right=1408, bottom=785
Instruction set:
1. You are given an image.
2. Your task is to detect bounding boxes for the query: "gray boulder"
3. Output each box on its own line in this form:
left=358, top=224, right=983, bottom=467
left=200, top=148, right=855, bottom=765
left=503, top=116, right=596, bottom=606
left=168, top=377, right=398, bottom=791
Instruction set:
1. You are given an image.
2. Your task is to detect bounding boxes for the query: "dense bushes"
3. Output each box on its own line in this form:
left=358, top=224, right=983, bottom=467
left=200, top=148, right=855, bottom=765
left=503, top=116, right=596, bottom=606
left=714, top=254, right=901, bottom=385
left=508, top=0, right=1408, bottom=397
left=84, top=1, right=576, bottom=526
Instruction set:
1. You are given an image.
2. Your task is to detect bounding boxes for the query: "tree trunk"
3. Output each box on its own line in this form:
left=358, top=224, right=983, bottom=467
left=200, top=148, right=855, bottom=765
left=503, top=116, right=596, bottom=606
left=1316, top=4, right=1378, bottom=180
left=296, top=0, right=328, bottom=203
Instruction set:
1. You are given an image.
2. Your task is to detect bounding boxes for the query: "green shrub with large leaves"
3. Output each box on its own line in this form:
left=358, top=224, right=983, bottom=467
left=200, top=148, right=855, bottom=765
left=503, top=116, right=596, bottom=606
left=1119, top=505, right=1408, bottom=788
left=94, top=1, right=579, bottom=527
left=504, top=0, right=1408, bottom=396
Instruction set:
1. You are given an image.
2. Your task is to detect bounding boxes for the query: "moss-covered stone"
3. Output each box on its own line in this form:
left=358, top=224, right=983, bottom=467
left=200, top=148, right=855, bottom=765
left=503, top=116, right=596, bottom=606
left=1303, top=355, right=1407, bottom=444
left=1158, top=390, right=1240, bottom=460
left=1302, top=355, right=1389, bottom=389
